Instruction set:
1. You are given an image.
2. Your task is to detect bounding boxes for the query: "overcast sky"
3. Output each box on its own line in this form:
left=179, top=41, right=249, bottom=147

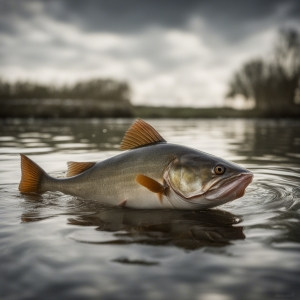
left=1, top=0, right=300, bottom=107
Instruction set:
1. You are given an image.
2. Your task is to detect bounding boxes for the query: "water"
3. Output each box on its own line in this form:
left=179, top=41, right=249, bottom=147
left=0, top=118, right=299, bottom=300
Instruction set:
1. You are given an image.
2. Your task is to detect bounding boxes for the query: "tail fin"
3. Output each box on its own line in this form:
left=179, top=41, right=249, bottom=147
left=19, top=154, right=45, bottom=194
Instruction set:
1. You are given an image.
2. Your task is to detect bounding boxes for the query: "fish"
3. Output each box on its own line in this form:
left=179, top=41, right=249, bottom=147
left=19, top=119, right=253, bottom=210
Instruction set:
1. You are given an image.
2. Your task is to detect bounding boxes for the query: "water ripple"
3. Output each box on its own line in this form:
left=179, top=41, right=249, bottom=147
left=227, top=166, right=300, bottom=214
left=1, top=119, right=300, bottom=300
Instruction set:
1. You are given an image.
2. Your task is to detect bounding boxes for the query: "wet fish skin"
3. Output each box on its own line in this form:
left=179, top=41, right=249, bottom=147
left=19, top=119, right=253, bottom=210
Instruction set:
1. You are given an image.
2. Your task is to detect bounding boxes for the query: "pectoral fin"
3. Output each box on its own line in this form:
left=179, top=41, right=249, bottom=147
left=136, top=174, right=167, bottom=203
left=136, top=174, right=164, bottom=193
left=66, top=161, right=96, bottom=177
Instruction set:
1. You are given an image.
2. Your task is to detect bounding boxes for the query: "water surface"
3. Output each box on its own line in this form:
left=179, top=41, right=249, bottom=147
left=0, top=118, right=300, bottom=300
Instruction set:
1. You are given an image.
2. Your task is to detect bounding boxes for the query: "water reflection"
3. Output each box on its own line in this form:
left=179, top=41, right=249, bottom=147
left=0, top=119, right=129, bottom=154
left=1, top=118, right=300, bottom=299
left=19, top=194, right=245, bottom=250
left=67, top=208, right=245, bottom=250
left=1, top=119, right=299, bottom=165
left=222, top=119, right=300, bottom=165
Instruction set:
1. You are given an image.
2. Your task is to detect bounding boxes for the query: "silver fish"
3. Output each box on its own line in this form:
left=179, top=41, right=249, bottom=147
left=19, top=119, right=253, bottom=210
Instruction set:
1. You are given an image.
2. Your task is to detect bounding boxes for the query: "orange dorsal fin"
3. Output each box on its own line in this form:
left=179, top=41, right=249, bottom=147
left=19, top=154, right=45, bottom=194
left=66, top=161, right=96, bottom=177
left=120, top=119, right=166, bottom=150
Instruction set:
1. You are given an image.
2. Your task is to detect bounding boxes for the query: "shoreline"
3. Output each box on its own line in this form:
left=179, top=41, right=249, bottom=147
left=1, top=100, right=300, bottom=119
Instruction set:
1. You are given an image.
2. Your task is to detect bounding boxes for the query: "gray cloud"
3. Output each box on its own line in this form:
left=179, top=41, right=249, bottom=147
left=0, top=0, right=300, bottom=106
left=2, top=0, right=299, bottom=37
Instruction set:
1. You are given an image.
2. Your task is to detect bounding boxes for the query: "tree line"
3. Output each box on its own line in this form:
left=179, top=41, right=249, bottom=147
left=226, top=28, right=300, bottom=114
left=0, top=78, right=131, bottom=103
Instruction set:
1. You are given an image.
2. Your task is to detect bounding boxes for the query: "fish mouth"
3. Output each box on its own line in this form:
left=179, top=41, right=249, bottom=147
left=204, top=173, right=253, bottom=201
left=168, top=171, right=253, bottom=203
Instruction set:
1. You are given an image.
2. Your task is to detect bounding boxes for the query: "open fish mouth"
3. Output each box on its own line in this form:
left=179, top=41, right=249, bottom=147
left=205, top=173, right=253, bottom=201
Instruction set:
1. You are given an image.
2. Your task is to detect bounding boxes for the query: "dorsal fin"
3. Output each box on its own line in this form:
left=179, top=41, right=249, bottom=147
left=120, top=119, right=166, bottom=150
left=66, top=161, right=96, bottom=177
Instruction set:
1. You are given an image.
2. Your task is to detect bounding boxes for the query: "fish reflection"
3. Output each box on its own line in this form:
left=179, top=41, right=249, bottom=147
left=68, top=208, right=245, bottom=250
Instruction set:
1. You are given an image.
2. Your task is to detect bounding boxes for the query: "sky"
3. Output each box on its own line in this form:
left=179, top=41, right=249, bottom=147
left=1, top=0, right=300, bottom=107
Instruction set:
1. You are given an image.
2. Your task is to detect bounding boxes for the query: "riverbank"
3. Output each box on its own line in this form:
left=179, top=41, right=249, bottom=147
left=1, top=100, right=300, bottom=118
left=133, top=105, right=300, bottom=118
left=0, top=99, right=134, bottom=118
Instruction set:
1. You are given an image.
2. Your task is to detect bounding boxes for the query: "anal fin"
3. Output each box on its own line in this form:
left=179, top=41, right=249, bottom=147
left=118, top=200, right=127, bottom=207
left=66, top=161, right=96, bottom=177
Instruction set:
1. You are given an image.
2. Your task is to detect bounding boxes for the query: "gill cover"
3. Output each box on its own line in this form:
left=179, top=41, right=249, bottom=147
left=166, top=154, right=219, bottom=199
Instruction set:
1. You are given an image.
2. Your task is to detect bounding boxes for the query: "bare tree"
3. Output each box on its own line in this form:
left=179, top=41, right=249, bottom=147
left=226, top=28, right=300, bottom=114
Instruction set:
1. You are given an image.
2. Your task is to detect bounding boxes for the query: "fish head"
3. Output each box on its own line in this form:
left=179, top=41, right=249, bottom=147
left=165, top=153, right=253, bottom=208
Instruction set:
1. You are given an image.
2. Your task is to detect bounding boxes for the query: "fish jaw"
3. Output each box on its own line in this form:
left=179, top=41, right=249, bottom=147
left=204, top=172, right=253, bottom=202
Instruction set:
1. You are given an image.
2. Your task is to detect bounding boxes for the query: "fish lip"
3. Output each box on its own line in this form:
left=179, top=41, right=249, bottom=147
left=209, top=172, right=253, bottom=192
left=204, top=172, right=253, bottom=200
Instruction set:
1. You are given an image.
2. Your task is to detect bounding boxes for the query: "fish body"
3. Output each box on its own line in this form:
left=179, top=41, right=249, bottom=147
left=19, top=119, right=253, bottom=210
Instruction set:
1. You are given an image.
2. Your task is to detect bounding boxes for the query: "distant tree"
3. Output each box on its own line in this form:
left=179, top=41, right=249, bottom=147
left=226, top=28, right=300, bottom=113
left=0, top=79, right=10, bottom=99
left=0, top=79, right=53, bottom=100
left=69, top=79, right=130, bottom=102
left=0, top=78, right=131, bottom=103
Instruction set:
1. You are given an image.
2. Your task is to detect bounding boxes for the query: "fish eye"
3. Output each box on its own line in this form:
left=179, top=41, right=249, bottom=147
left=214, top=165, right=226, bottom=175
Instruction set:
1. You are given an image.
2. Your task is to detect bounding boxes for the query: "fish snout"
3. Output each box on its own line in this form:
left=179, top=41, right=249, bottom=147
left=205, top=172, right=253, bottom=201
left=236, top=172, right=253, bottom=198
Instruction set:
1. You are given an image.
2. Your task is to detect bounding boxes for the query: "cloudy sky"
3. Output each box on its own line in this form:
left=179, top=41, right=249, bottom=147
left=1, top=0, right=300, bottom=107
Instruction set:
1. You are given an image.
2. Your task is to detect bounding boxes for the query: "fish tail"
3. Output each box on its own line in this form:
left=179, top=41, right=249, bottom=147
left=19, top=154, right=46, bottom=194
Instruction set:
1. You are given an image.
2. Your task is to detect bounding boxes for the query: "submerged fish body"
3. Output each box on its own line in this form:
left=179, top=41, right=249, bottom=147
left=19, top=119, right=253, bottom=210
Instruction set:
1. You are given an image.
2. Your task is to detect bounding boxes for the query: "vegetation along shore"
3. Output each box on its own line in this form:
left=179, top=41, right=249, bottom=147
left=1, top=28, right=299, bottom=119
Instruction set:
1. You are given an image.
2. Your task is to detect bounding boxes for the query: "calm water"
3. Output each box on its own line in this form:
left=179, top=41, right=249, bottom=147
left=0, top=118, right=300, bottom=300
